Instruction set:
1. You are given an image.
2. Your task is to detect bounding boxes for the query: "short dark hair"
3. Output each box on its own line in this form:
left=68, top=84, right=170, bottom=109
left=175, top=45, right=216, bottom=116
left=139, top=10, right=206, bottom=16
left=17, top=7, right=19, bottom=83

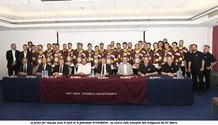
left=204, top=45, right=210, bottom=48
left=100, top=43, right=104, bottom=45
left=28, top=41, right=32, bottom=44
left=55, top=44, right=59, bottom=46
left=192, top=44, right=197, bottom=48
left=116, top=43, right=121, bottom=45
left=38, top=44, right=43, bottom=48
left=147, top=42, right=151, bottom=46
left=23, top=44, right=27, bottom=47
left=47, top=43, right=51, bottom=46
left=123, top=42, right=127, bottom=45
left=52, top=43, right=56, bottom=45
left=68, top=43, right=72, bottom=45
left=88, top=43, right=92, bottom=46
left=138, top=41, right=143, bottom=43
left=95, top=45, right=99, bottom=48
left=172, top=42, right=178, bottom=45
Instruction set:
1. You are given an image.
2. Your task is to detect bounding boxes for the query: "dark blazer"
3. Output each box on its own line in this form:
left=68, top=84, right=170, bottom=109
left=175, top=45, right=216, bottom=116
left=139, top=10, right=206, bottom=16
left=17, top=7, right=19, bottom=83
left=6, top=50, right=20, bottom=68
left=96, top=63, right=112, bottom=75
left=53, top=64, right=69, bottom=76
left=18, top=64, right=33, bottom=75
left=36, top=64, right=52, bottom=75
left=20, top=51, right=32, bottom=64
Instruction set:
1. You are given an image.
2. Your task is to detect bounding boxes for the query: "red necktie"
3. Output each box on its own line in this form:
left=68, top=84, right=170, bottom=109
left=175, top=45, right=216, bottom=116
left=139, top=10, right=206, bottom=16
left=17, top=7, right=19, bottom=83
left=60, top=66, right=62, bottom=73
left=102, top=65, right=105, bottom=74
left=24, top=65, right=27, bottom=73
left=42, top=66, right=44, bottom=71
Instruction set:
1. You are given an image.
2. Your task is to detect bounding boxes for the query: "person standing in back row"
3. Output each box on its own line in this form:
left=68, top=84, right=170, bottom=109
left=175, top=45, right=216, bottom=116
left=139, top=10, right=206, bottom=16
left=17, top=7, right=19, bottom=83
left=203, top=45, right=217, bottom=92
left=188, top=44, right=205, bottom=95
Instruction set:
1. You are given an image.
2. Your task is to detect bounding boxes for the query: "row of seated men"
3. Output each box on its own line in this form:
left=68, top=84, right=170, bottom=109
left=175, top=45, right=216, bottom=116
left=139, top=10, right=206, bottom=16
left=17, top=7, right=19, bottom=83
left=17, top=56, right=177, bottom=77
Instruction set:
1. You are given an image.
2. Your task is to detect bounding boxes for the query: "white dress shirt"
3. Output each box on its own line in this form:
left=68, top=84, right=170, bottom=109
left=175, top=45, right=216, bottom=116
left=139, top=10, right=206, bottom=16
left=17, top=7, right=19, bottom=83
left=12, top=50, right=16, bottom=62
left=123, top=64, right=127, bottom=74
left=101, top=64, right=107, bottom=75
left=77, top=63, right=91, bottom=74
left=24, top=51, right=27, bottom=58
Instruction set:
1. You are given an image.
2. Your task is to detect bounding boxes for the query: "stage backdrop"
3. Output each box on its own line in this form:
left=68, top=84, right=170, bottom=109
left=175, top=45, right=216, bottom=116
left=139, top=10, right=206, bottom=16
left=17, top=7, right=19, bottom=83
left=0, top=27, right=212, bottom=79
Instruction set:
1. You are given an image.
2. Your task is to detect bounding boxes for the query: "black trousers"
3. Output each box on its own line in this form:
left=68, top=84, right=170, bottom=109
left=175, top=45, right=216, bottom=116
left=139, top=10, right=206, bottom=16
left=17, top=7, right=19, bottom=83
left=180, top=66, right=185, bottom=76
left=133, top=69, right=138, bottom=75
left=203, top=69, right=211, bottom=90
left=112, top=69, right=117, bottom=75
left=8, top=65, right=19, bottom=76
left=191, top=68, right=204, bottom=91
left=186, top=72, right=191, bottom=78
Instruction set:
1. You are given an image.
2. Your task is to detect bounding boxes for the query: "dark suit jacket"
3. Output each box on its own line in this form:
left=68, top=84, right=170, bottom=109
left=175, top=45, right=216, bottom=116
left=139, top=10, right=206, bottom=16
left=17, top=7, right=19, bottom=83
left=18, top=64, right=33, bottom=75
left=20, top=51, right=32, bottom=64
left=96, top=63, right=112, bottom=75
left=6, top=50, right=20, bottom=68
left=36, top=64, right=52, bottom=75
left=53, top=64, right=69, bottom=76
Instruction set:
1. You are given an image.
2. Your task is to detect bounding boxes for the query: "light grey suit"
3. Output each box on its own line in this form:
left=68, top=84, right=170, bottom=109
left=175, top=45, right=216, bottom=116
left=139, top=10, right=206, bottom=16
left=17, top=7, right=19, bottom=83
left=117, top=63, right=133, bottom=75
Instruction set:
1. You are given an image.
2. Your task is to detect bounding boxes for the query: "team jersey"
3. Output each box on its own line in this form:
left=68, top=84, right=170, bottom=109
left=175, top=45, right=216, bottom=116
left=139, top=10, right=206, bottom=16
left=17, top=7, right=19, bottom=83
left=132, top=49, right=144, bottom=65
left=153, top=49, right=164, bottom=68
left=85, top=50, right=94, bottom=63
left=65, top=49, right=74, bottom=67
left=104, top=50, right=116, bottom=69
left=145, top=48, right=154, bottom=64
left=74, top=49, right=86, bottom=65
left=31, top=51, right=38, bottom=67
left=36, top=51, right=45, bottom=66
left=52, top=50, right=63, bottom=64
left=61, top=49, right=68, bottom=63
left=91, top=51, right=102, bottom=67
left=44, top=49, right=53, bottom=65
left=178, top=46, right=188, bottom=67
left=163, top=48, right=174, bottom=65
left=99, top=49, right=106, bottom=57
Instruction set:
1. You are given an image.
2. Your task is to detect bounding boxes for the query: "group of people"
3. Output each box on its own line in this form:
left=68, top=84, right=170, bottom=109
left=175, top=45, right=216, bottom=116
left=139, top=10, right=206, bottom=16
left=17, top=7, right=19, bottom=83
left=6, top=39, right=217, bottom=95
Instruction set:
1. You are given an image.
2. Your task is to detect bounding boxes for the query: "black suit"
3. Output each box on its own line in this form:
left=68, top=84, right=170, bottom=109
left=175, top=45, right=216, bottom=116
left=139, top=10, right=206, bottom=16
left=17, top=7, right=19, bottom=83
left=20, top=51, right=32, bottom=64
left=6, top=50, right=20, bottom=75
left=53, top=64, right=69, bottom=76
left=96, top=63, right=112, bottom=75
left=18, top=64, right=33, bottom=75
left=36, top=64, right=52, bottom=75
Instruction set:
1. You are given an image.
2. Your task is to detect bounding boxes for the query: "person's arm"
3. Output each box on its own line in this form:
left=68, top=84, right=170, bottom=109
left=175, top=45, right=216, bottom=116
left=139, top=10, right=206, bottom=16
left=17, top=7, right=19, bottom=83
left=148, top=65, right=158, bottom=75
left=95, top=64, right=101, bottom=75
left=137, top=64, right=144, bottom=76
left=28, top=65, right=33, bottom=75
left=200, top=53, right=205, bottom=71
left=117, top=64, right=121, bottom=75
left=138, top=71, right=144, bottom=76
left=107, top=65, right=112, bottom=75
left=36, top=65, right=41, bottom=75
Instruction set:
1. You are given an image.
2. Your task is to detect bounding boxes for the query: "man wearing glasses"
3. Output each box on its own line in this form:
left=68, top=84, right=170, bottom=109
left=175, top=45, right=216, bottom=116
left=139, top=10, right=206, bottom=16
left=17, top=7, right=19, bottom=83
left=18, top=58, right=33, bottom=75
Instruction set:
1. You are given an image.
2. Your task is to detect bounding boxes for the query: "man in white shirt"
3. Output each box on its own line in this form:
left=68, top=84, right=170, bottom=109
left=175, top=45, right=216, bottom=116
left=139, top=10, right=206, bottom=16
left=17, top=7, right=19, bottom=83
left=77, top=58, right=91, bottom=75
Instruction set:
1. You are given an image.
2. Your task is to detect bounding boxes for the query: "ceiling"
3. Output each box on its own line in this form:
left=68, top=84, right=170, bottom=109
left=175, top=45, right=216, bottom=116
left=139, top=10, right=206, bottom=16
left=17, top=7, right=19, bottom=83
left=0, top=0, right=217, bottom=30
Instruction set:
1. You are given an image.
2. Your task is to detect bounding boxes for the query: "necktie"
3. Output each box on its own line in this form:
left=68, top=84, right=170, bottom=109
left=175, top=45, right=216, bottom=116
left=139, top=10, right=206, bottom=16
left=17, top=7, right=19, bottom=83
left=102, top=65, right=105, bottom=74
left=60, top=66, right=62, bottom=73
left=24, top=65, right=27, bottom=73
left=42, top=65, right=44, bottom=71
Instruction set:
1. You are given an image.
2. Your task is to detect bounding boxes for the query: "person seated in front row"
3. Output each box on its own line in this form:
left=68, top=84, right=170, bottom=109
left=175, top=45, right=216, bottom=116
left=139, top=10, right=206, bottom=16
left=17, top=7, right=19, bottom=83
left=117, top=56, right=133, bottom=75
left=77, top=58, right=91, bottom=75
left=96, top=57, right=112, bottom=76
left=161, top=56, right=178, bottom=77
left=36, top=57, right=52, bottom=75
left=138, top=56, right=158, bottom=76
left=53, top=58, right=69, bottom=76
left=18, top=58, right=33, bottom=75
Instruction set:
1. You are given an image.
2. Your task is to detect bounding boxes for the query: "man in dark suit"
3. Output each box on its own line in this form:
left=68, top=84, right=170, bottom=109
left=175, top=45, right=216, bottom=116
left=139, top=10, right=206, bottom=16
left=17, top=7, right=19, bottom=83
left=53, top=58, right=69, bottom=76
left=6, top=43, right=20, bottom=76
left=96, top=57, right=112, bottom=76
left=36, top=57, right=52, bottom=75
left=18, top=58, right=33, bottom=75
left=20, top=44, right=32, bottom=64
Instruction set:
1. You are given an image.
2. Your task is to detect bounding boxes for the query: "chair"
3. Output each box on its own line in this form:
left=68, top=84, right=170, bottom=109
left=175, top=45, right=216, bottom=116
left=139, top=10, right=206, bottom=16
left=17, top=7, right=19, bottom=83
left=211, top=97, right=218, bottom=117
